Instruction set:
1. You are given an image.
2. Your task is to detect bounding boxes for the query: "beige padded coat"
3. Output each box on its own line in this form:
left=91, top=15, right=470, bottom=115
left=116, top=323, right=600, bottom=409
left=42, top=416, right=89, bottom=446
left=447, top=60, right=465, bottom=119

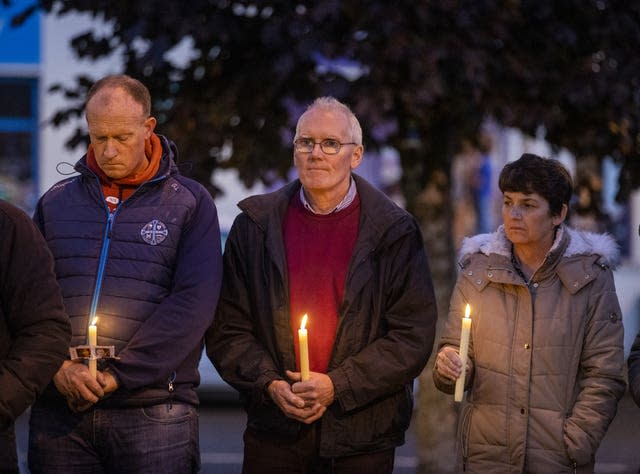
left=434, top=225, right=626, bottom=473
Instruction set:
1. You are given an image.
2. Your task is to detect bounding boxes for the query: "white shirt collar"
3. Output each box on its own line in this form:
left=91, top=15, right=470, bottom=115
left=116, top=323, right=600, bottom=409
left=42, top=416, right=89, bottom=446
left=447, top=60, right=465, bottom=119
left=299, top=177, right=357, bottom=214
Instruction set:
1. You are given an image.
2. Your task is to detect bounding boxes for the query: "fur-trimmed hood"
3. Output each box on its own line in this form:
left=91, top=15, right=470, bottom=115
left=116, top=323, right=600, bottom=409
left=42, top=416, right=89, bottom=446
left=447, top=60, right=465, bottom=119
left=459, top=224, right=620, bottom=269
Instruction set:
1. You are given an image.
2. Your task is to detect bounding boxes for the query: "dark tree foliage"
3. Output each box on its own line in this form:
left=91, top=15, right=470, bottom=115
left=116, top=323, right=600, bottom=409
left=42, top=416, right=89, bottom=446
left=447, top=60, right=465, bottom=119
left=8, top=0, right=640, bottom=203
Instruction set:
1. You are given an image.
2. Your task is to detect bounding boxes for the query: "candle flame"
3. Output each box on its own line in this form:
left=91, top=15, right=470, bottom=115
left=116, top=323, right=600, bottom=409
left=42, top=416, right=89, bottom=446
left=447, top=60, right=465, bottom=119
left=464, top=304, right=471, bottom=319
left=90, top=317, right=98, bottom=326
left=300, top=314, right=308, bottom=330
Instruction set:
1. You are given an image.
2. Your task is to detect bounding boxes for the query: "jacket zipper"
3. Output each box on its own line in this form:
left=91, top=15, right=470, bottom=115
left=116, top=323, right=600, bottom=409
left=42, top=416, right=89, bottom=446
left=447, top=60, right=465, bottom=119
left=86, top=211, right=116, bottom=342
left=83, top=167, right=166, bottom=342
left=167, top=371, right=176, bottom=408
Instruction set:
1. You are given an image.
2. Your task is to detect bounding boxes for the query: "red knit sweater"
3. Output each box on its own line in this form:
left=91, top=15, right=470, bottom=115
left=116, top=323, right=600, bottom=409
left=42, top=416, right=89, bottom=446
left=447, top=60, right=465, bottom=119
left=284, top=192, right=360, bottom=374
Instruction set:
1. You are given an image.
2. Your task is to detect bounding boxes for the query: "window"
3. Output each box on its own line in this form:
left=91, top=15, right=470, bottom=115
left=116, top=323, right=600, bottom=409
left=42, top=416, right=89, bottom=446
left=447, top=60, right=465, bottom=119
left=0, top=78, right=37, bottom=213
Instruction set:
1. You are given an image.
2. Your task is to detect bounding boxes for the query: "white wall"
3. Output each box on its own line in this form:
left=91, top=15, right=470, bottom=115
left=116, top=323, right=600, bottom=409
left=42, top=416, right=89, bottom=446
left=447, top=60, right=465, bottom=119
left=39, top=12, right=121, bottom=194
left=38, top=13, right=258, bottom=232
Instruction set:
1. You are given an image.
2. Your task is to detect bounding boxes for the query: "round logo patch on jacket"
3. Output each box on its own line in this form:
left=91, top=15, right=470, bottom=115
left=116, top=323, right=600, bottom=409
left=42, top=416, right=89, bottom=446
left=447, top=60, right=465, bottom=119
left=140, top=219, right=168, bottom=246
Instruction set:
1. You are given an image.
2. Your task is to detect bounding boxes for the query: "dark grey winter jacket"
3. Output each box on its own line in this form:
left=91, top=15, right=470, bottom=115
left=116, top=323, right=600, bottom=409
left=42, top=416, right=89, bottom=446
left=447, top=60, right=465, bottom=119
left=0, top=200, right=70, bottom=469
left=207, top=174, right=437, bottom=457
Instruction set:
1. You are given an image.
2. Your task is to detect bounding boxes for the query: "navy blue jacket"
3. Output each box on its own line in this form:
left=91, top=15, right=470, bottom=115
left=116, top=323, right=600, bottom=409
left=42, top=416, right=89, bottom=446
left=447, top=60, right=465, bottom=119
left=34, top=135, right=222, bottom=406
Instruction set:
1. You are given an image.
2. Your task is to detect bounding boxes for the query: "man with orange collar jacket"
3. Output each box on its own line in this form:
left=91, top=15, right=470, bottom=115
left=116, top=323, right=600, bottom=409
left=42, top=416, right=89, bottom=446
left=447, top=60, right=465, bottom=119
left=28, top=74, right=222, bottom=473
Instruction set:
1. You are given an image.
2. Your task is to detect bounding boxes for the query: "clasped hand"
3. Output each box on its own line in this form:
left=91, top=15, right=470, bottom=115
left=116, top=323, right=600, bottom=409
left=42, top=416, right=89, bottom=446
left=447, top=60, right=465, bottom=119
left=267, top=370, right=334, bottom=424
left=53, top=360, right=119, bottom=412
left=435, top=346, right=474, bottom=382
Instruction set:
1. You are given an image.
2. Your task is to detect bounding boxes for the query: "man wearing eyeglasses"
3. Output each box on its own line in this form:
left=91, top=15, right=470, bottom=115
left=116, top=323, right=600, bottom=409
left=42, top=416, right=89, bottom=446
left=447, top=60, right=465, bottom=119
left=207, top=97, right=437, bottom=473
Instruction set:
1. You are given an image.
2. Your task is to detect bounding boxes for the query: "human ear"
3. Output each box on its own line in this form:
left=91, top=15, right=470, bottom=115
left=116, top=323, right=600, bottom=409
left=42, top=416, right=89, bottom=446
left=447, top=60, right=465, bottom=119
left=350, top=144, right=364, bottom=169
left=553, top=203, right=569, bottom=226
left=144, top=116, right=157, bottom=138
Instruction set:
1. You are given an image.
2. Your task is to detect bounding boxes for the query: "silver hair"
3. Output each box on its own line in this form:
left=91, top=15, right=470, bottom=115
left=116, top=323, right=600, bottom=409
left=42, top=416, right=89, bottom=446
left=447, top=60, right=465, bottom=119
left=295, top=97, right=363, bottom=145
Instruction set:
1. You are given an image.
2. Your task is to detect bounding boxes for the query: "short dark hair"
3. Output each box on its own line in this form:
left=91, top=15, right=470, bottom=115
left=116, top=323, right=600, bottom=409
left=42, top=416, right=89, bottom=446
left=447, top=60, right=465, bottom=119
left=498, top=153, right=573, bottom=216
left=86, top=74, right=151, bottom=117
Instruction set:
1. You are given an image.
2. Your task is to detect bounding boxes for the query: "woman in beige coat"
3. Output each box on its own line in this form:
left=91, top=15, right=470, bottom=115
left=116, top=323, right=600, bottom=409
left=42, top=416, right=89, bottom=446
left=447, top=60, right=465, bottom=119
left=433, top=153, right=626, bottom=473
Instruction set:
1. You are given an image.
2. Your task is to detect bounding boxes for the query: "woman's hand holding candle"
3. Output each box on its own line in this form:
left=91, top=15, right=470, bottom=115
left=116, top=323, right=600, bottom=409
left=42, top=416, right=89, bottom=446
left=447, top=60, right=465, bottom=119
left=454, top=304, right=472, bottom=402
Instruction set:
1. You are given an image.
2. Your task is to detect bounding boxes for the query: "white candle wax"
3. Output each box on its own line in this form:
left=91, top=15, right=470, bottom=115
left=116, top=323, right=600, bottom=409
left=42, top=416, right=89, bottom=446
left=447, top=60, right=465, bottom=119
left=89, top=317, right=98, bottom=378
left=298, top=314, right=310, bottom=381
left=454, top=304, right=472, bottom=402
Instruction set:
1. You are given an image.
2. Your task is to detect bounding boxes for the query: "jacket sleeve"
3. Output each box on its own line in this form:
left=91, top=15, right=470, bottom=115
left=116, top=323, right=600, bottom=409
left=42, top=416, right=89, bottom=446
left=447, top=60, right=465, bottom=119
left=109, top=187, right=223, bottom=389
left=327, top=218, right=438, bottom=413
left=0, top=203, right=71, bottom=429
left=563, top=266, right=626, bottom=465
left=205, top=214, right=284, bottom=408
left=432, top=276, right=469, bottom=394
left=629, top=332, right=640, bottom=408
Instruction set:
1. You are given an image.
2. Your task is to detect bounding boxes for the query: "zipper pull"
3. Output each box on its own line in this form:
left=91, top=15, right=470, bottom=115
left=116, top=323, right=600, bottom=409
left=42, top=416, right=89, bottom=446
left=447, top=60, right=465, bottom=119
left=167, top=371, right=176, bottom=409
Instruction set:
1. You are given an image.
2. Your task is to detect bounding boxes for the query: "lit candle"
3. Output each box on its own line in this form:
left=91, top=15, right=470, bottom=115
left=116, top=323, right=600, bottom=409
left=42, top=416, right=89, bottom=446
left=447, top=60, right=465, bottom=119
left=454, top=304, right=472, bottom=402
left=298, top=314, right=310, bottom=381
left=89, top=317, right=98, bottom=378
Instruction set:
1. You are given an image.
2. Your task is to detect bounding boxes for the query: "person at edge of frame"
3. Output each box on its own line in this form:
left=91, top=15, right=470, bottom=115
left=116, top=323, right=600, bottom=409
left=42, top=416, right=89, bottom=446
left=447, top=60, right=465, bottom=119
left=433, top=153, right=626, bottom=473
left=0, top=199, right=71, bottom=474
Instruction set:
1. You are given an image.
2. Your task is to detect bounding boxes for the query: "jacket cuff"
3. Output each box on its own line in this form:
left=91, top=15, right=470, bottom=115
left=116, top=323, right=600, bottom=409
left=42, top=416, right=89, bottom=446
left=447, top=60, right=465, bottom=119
left=255, top=372, right=283, bottom=406
left=328, top=367, right=355, bottom=413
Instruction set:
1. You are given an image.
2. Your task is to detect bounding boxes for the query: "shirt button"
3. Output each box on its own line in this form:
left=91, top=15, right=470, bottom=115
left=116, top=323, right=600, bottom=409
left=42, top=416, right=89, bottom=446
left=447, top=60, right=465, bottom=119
left=524, top=343, right=530, bottom=349
left=487, top=271, right=493, bottom=278
left=468, top=271, right=473, bottom=276
left=532, top=282, right=539, bottom=288
left=520, top=408, right=526, bottom=415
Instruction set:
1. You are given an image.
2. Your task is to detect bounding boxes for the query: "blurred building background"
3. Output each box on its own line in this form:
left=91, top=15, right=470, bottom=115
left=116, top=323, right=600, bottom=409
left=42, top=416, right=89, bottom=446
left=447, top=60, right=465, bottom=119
left=2, top=0, right=639, bottom=366
left=2, top=3, right=639, bottom=261
left=3, top=5, right=639, bottom=472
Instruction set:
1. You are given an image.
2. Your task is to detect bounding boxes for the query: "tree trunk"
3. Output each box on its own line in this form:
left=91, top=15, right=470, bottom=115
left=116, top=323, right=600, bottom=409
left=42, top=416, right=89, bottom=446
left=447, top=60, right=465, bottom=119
left=412, top=171, right=458, bottom=473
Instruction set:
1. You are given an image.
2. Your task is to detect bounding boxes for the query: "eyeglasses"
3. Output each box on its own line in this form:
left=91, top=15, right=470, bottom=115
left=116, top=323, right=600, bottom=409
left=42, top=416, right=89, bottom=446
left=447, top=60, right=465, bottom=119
left=293, top=138, right=358, bottom=155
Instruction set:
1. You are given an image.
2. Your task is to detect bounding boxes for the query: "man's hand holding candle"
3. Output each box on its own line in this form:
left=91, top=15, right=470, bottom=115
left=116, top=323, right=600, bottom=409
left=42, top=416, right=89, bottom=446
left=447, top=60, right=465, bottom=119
left=267, top=378, right=325, bottom=424
left=52, top=361, right=120, bottom=412
left=53, top=360, right=105, bottom=411
left=266, top=371, right=334, bottom=424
